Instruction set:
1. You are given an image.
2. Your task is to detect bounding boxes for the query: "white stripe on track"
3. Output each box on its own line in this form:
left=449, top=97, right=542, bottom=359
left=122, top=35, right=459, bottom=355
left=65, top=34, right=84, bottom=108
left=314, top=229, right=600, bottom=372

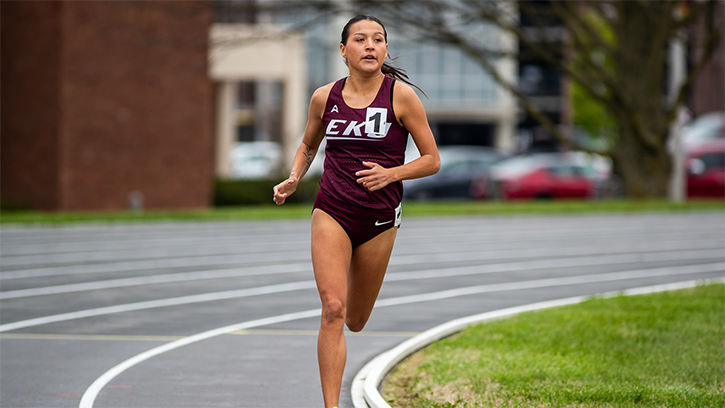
left=376, top=262, right=725, bottom=307
left=2, top=248, right=721, bottom=300
left=5, top=230, right=725, bottom=280
left=0, top=281, right=316, bottom=333
left=0, top=263, right=313, bottom=300
left=3, top=262, right=723, bottom=334
left=2, top=236, right=721, bottom=280
left=78, top=308, right=323, bottom=408
left=0, top=251, right=311, bottom=280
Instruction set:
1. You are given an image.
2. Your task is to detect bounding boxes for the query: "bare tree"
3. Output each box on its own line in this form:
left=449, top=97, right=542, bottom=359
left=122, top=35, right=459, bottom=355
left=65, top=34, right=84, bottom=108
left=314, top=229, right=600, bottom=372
left=353, top=0, right=724, bottom=198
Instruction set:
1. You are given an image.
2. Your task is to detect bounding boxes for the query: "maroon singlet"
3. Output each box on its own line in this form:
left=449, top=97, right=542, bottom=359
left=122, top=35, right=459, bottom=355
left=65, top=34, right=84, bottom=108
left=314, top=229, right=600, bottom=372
left=320, top=75, right=409, bottom=210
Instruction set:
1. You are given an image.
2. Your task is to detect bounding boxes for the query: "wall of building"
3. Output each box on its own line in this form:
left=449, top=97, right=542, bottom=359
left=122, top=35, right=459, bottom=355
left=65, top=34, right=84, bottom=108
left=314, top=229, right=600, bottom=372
left=1, top=1, right=214, bottom=211
left=209, top=24, right=307, bottom=176
left=689, top=0, right=725, bottom=117
left=1, top=2, right=63, bottom=210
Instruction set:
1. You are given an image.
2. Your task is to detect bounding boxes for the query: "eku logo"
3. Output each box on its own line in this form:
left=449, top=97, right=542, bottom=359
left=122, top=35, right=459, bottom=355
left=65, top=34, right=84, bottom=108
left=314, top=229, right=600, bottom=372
left=326, top=108, right=390, bottom=139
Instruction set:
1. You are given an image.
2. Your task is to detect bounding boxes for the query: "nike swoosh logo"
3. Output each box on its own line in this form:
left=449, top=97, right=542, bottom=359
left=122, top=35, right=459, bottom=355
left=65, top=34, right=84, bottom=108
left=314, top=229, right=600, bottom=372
left=375, top=220, right=393, bottom=226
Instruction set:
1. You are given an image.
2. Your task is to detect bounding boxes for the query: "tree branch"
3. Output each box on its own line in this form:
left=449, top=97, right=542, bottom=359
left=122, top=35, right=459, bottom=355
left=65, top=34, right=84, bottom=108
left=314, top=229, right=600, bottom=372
left=551, top=1, right=616, bottom=56
left=434, top=25, right=597, bottom=154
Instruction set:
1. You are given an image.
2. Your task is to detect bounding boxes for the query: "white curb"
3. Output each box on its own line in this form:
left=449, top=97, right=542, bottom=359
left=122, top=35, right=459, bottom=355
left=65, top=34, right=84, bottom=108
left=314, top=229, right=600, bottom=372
left=352, top=278, right=724, bottom=408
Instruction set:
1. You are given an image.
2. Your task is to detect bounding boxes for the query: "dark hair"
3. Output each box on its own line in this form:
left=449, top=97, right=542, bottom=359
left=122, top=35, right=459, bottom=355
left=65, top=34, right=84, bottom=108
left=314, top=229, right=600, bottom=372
left=341, top=14, right=427, bottom=97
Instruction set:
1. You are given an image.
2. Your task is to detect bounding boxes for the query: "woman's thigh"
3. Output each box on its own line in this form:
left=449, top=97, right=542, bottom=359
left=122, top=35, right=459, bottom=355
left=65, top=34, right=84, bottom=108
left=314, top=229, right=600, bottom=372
left=346, top=226, right=397, bottom=329
left=311, top=209, right=353, bottom=306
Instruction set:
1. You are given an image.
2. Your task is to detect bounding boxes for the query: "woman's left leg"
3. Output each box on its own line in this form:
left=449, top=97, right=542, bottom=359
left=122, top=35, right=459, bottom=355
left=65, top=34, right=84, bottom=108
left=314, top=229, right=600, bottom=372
left=346, top=226, right=398, bottom=332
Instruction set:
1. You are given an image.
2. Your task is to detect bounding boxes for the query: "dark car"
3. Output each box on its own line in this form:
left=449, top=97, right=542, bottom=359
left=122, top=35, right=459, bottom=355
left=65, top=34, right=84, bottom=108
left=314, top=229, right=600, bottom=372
left=686, top=140, right=725, bottom=199
left=403, top=146, right=505, bottom=200
left=473, top=152, right=609, bottom=200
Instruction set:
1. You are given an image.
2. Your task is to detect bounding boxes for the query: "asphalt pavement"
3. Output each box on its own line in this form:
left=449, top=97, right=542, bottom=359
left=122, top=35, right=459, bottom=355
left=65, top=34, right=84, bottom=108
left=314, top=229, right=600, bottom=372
left=1, top=211, right=723, bottom=408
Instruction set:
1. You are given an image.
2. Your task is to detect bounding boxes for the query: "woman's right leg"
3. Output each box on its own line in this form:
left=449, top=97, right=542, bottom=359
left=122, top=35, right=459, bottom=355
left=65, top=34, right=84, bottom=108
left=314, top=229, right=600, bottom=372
left=311, top=209, right=352, bottom=408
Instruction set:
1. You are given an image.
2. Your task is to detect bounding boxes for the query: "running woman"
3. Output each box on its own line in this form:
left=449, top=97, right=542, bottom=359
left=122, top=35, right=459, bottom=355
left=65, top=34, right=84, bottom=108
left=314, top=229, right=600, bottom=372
left=273, top=14, right=440, bottom=408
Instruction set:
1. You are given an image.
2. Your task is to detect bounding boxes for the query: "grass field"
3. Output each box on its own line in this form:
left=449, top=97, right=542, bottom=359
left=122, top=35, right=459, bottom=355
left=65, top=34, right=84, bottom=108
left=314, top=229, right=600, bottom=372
left=382, top=283, right=725, bottom=408
left=1, top=199, right=722, bottom=224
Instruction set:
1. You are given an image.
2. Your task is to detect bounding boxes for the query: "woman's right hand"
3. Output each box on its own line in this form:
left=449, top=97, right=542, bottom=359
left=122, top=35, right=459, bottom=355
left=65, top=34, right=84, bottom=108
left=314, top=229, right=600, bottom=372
left=273, top=177, right=299, bottom=205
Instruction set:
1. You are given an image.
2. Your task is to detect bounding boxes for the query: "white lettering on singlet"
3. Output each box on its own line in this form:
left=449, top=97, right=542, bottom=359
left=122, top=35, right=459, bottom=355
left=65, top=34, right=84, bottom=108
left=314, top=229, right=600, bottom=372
left=326, top=120, right=392, bottom=140
left=343, top=121, right=365, bottom=136
left=326, top=119, right=346, bottom=135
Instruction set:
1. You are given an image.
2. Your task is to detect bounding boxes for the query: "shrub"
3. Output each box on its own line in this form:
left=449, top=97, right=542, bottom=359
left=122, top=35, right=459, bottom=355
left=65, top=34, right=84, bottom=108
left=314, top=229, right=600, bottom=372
left=214, top=178, right=321, bottom=206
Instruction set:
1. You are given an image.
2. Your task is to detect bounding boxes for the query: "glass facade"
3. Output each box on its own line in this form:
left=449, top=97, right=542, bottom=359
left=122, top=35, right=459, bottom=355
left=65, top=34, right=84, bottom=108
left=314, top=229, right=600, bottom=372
left=390, top=43, right=497, bottom=105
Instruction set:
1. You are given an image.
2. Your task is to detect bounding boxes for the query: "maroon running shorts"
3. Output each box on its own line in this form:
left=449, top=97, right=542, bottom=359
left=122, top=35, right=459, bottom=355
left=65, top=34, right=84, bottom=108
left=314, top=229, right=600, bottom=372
left=313, top=188, right=401, bottom=247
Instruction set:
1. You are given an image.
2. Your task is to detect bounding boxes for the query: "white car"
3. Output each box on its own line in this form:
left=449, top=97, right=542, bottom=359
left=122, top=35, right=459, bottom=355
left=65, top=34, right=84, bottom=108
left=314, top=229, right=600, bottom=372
left=230, top=142, right=282, bottom=179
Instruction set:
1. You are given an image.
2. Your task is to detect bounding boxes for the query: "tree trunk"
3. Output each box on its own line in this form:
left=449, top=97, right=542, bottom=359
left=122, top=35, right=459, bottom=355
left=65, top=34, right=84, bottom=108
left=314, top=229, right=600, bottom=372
left=611, top=124, right=671, bottom=198
left=609, top=1, right=674, bottom=198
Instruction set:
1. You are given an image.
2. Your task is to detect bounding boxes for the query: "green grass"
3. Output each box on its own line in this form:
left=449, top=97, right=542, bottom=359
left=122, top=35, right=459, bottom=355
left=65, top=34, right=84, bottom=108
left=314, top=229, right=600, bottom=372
left=0, top=199, right=722, bottom=225
left=382, top=283, right=725, bottom=408
left=0, top=204, right=315, bottom=225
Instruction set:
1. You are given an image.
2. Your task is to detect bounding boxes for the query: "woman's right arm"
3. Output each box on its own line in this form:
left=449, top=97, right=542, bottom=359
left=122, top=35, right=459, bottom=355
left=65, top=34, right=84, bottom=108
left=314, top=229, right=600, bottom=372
left=273, top=85, right=331, bottom=205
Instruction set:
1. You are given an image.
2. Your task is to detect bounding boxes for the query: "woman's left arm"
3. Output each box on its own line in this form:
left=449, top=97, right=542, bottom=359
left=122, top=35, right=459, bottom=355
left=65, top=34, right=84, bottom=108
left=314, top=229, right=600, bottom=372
left=356, top=82, right=440, bottom=192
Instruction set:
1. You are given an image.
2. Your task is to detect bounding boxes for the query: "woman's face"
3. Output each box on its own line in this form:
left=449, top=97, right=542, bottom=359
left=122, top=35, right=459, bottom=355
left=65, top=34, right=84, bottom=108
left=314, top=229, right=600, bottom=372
left=340, top=20, right=388, bottom=74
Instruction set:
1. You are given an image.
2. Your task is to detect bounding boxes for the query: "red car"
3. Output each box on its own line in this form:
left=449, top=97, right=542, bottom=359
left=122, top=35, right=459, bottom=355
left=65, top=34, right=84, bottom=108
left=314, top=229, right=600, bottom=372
left=473, top=152, right=607, bottom=200
left=686, top=140, right=725, bottom=198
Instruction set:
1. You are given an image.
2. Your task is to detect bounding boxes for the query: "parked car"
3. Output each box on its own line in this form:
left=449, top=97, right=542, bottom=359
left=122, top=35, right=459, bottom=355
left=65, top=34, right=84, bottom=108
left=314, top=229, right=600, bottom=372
left=229, top=141, right=282, bottom=179
left=686, top=140, right=725, bottom=199
left=683, top=112, right=725, bottom=149
left=473, top=152, right=608, bottom=200
left=403, top=146, right=505, bottom=200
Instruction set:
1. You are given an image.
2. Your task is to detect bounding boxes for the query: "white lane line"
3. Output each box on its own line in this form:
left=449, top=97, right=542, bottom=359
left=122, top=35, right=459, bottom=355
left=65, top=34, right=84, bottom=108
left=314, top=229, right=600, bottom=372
left=355, top=278, right=725, bottom=408
left=3, top=224, right=715, bottom=265
left=77, top=269, right=725, bottom=408
left=0, top=237, right=311, bottom=267
left=389, top=239, right=723, bottom=267
left=2, top=262, right=723, bottom=333
left=0, top=234, right=725, bottom=286
left=0, top=333, right=185, bottom=341
left=0, top=251, right=311, bottom=280
left=0, top=228, right=725, bottom=280
left=3, top=248, right=722, bottom=300
left=385, top=249, right=723, bottom=282
left=0, top=281, right=316, bottom=333
left=375, top=263, right=725, bottom=307
left=0, top=263, right=313, bottom=300
left=78, top=308, right=324, bottom=408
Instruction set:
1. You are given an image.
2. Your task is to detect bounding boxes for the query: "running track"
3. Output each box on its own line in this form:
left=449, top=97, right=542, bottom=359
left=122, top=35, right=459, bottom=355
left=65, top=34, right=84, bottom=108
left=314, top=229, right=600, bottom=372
left=1, top=212, right=723, bottom=408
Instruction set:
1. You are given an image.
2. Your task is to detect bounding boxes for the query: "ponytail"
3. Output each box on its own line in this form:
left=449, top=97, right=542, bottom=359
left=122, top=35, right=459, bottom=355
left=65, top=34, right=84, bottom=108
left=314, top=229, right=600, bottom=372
left=382, top=60, right=428, bottom=99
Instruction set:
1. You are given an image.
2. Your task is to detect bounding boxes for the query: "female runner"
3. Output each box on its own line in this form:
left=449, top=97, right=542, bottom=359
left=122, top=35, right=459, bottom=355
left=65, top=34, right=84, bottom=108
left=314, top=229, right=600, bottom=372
left=273, top=14, right=440, bottom=408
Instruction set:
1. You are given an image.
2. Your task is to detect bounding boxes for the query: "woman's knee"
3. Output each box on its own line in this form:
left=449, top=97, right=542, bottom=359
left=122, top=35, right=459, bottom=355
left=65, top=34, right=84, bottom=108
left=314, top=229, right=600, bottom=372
left=321, top=298, right=346, bottom=326
left=345, top=313, right=369, bottom=333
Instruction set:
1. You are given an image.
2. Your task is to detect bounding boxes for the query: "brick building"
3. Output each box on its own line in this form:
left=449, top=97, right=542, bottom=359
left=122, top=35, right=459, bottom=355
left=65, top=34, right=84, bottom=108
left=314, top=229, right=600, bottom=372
left=1, top=1, right=214, bottom=211
left=689, top=0, right=725, bottom=117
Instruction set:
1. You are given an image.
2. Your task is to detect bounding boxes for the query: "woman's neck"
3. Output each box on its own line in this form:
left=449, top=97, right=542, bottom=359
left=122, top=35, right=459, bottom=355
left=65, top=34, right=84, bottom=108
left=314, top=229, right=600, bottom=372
left=347, top=72, right=383, bottom=80
left=341, top=72, right=385, bottom=108
left=344, top=71, right=385, bottom=93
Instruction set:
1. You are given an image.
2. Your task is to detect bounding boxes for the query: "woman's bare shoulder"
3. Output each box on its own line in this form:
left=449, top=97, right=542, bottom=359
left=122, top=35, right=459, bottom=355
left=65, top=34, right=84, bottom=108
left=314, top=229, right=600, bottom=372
left=311, top=81, right=337, bottom=103
left=309, top=81, right=337, bottom=116
left=392, top=79, right=425, bottom=120
left=392, top=80, right=419, bottom=101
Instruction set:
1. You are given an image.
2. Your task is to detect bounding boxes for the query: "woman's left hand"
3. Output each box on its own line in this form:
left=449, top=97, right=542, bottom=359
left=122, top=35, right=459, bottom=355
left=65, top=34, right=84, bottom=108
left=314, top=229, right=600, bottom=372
left=355, top=161, right=396, bottom=192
